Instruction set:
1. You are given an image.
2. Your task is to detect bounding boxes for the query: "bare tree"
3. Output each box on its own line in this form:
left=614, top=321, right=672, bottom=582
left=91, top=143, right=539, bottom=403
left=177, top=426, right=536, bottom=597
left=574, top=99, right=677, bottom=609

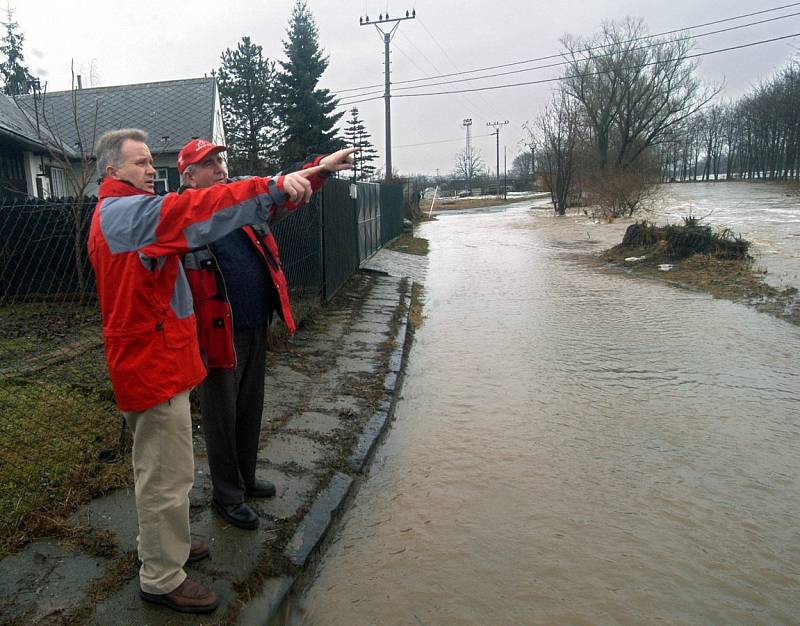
left=453, top=147, right=485, bottom=191
left=558, top=19, right=718, bottom=213
left=536, top=89, right=581, bottom=215
left=510, top=152, right=533, bottom=179
left=562, top=19, right=717, bottom=169
left=15, top=62, right=99, bottom=299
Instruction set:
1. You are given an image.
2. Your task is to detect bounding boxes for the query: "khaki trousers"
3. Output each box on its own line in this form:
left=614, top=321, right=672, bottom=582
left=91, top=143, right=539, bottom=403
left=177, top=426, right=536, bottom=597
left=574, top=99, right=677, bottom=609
left=122, top=390, right=193, bottom=594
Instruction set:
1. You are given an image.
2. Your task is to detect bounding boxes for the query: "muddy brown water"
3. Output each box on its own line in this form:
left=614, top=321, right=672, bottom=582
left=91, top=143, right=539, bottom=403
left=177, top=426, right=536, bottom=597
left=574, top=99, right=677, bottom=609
left=288, top=187, right=800, bottom=625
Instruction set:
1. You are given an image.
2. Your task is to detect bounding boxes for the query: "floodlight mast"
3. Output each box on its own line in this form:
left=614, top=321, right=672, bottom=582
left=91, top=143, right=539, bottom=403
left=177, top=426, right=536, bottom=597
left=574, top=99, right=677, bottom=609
left=359, top=9, right=416, bottom=181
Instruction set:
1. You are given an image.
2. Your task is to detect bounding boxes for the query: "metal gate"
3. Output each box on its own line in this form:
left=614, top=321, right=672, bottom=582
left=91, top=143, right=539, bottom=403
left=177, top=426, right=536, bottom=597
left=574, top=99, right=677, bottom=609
left=357, top=182, right=381, bottom=263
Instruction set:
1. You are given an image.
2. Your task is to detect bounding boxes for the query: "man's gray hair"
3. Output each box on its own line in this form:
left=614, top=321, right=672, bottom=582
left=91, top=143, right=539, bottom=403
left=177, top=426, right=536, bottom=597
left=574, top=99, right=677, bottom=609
left=95, top=129, right=149, bottom=179
left=180, top=164, right=197, bottom=187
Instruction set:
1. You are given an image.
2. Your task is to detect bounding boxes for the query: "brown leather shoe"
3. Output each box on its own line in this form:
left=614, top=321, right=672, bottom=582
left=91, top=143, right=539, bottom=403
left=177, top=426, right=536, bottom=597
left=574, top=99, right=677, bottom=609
left=187, top=537, right=210, bottom=563
left=140, top=577, right=219, bottom=614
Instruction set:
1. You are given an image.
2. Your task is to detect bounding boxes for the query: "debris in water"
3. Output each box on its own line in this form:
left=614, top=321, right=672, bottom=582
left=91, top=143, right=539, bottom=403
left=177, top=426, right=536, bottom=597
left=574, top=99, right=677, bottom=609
left=624, top=256, right=646, bottom=262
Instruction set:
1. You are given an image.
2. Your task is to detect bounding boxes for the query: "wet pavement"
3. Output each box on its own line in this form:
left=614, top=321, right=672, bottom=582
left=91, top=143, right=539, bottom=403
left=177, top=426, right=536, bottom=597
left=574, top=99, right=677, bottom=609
left=0, top=255, right=414, bottom=625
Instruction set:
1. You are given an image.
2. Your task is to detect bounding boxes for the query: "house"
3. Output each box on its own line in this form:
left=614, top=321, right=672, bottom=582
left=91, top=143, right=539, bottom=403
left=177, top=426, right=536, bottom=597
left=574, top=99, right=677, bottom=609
left=0, top=92, right=72, bottom=198
left=5, top=76, right=225, bottom=198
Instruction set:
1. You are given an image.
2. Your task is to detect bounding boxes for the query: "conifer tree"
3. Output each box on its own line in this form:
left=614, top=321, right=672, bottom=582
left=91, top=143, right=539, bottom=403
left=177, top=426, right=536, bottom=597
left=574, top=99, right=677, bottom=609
left=276, top=1, right=343, bottom=166
left=0, top=7, right=36, bottom=96
left=343, top=107, right=379, bottom=180
left=216, top=36, right=279, bottom=175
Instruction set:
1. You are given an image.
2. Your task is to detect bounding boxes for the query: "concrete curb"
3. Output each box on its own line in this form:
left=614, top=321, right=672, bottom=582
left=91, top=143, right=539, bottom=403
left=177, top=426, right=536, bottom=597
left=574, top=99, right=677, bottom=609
left=237, top=286, right=414, bottom=625
left=348, top=293, right=409, bottom=473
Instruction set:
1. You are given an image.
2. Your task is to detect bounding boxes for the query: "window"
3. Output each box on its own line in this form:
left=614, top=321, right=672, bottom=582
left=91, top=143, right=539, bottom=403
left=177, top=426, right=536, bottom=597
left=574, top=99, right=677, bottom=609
left=48, top=166, right=66, bottom=198
left=154, top=168, right=169, bottom=195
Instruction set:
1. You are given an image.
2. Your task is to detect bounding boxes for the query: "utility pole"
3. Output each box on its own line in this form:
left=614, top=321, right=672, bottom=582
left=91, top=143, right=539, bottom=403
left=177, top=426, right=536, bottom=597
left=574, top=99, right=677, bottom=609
left=487, top=120, right=508, bottom=196
left=504, top=146, right=507, bottom=200
left=360, top=9, right=416, bottom=181
left=462, top=118, right=472, bottom=193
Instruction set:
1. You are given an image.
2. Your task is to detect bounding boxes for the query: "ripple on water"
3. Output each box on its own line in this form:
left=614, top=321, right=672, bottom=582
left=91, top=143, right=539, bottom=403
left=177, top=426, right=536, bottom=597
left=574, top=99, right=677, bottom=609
left=292, top=200, right=800, bottom=625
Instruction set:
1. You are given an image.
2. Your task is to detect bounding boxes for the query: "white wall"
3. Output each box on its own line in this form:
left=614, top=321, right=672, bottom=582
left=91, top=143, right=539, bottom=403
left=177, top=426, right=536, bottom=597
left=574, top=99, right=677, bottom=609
left=211, top=81, right=227, bottom=148
left=22, top=151, right=41, bottom=197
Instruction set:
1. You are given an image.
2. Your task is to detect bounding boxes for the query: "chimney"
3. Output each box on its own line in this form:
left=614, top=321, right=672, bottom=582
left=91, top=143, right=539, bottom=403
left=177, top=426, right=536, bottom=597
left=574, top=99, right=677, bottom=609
left=77, top=75, right=82, bottom=90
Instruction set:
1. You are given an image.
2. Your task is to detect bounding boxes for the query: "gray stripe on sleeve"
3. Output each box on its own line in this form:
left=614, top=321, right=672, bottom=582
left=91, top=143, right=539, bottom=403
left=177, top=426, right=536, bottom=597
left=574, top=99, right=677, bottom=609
left=182, top=192, right=274, bottom=249
left=99, top=195, right=165, bottom=254
left=268, top=178, right=286, bottom=205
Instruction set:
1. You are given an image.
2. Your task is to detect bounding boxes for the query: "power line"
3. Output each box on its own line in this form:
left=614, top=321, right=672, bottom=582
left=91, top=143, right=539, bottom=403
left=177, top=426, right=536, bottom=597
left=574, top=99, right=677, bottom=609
left=338, top=30, right=799, bottom=104
left=334, top=2, right=800, bottom=96
left=415, top=17, right=498, bottom=119
left=394, top=133, right=494, bottom=149
left=389, top=32, right=800, bottom=99
left=384, top=11, right=800, bottom=93
left=394, top=2, right=800, bottom=84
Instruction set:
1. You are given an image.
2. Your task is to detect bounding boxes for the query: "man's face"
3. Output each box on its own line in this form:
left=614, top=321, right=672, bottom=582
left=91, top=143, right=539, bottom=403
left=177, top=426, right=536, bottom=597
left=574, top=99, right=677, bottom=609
left=185, top=153, right=228, bottom=189
left=109, top=140, right=156, bottom=193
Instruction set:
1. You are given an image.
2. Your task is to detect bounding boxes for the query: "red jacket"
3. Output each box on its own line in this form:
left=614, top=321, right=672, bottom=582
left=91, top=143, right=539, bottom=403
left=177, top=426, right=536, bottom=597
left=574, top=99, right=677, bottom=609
left=184, top=225, right=296, bottom=369
left=183, top=156, right=329, bottom=369
left=88, top=175, right=299, bottom=412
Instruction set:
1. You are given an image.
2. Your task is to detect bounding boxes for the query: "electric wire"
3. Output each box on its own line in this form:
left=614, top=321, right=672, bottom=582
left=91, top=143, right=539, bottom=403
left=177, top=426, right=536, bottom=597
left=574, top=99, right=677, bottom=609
left=394, top=133, right=494, bottom=149
left=338, top=10, right=799, bottom=99
left=335, top=2, right=800, bottom=96
left=384, top=32, right=800, bottom=99
left=385, top=11, right=800, bottom=93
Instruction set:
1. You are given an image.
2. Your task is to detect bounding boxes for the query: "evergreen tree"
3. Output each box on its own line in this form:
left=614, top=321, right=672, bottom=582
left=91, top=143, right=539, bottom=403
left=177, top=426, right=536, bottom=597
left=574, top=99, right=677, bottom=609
left=0, top=7, right=36, bottom=96
left=343, top=107, right=379, bottom=180
left=276, top=1, right=344, bottom=166
left=216, top=36, right=280, bottom=176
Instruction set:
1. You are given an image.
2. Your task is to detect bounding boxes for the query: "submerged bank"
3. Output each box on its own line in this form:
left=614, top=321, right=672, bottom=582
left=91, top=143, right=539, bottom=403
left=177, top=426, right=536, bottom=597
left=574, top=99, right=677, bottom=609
left=600, top=219, right=800, bottom=326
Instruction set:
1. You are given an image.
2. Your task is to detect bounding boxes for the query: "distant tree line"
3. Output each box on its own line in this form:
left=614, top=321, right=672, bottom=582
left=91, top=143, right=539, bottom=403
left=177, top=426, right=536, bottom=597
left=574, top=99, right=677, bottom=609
left=523, top=18, right=800, bottom=218
left=656, top=61, right=800, bottom=182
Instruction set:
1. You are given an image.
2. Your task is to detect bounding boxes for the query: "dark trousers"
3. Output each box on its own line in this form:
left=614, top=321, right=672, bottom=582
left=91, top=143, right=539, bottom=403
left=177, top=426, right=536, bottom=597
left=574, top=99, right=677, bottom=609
left=197, top=327, right=267, bottom=505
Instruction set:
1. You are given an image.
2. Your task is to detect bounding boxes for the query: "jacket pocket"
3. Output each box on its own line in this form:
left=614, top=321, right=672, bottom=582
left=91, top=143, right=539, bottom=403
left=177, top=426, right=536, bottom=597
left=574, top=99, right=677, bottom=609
left=195, top=299, right=235, bottom=369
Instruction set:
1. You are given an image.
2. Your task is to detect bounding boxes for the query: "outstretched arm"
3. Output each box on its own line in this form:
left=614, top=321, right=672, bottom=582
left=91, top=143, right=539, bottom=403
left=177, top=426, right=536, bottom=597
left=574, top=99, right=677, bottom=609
left=280, top=148, right=358, bottom=204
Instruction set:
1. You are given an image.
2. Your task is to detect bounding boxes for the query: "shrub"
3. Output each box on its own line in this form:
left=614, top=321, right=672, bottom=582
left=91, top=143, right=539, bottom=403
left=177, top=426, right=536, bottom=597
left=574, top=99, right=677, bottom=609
left=620, top=216, right=751, bottom=261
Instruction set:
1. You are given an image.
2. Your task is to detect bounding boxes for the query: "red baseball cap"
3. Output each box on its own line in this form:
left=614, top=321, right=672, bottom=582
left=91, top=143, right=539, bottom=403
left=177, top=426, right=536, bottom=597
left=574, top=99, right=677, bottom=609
left=177, top=139, right=227, bottom=173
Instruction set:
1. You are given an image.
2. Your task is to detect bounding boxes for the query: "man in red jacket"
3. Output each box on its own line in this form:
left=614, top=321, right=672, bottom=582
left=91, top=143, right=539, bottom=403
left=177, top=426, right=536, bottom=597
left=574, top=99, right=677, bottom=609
left=88, top=129, right=353, bottom=614
left=178, top=140, right=350, bottom=531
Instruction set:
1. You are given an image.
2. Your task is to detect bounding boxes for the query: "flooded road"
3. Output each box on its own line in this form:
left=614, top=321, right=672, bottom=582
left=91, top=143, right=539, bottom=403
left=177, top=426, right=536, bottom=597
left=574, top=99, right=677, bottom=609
left=290, top=190, right=800, bottom=625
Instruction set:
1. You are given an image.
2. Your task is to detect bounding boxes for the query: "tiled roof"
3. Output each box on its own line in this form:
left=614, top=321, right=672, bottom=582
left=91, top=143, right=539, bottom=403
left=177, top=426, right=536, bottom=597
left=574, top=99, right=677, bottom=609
left=17, top=77, right=217, bottom=155
left=0, top=92, right=54, bottom=151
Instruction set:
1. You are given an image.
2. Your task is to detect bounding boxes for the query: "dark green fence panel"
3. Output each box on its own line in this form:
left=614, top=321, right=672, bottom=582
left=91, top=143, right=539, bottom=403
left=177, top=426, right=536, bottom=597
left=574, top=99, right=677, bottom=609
left=380, top=184, right=404, bottom=245
left=0, top=197, right=96, bottom=301
left=272, top=194, right=323, bottom=299
left=321, top=179, right=359, bottom=301
left=0, top=178, right=401, bottom=306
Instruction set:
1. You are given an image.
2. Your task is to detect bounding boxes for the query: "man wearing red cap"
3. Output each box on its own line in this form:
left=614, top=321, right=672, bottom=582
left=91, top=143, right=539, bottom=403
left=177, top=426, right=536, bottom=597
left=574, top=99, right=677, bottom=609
left=88, top=129, right=353, bottom=614
left=177, top=139, right=355, bottom=530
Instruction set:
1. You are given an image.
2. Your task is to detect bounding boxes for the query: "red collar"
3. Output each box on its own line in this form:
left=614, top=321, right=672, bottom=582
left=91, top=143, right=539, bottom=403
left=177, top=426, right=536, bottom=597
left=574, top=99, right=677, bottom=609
left=98, top=177, right=155, bottom=199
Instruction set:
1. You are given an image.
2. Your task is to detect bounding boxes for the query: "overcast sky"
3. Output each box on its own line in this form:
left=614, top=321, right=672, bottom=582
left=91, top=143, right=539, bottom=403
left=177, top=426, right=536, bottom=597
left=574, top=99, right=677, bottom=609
left=12, top=0, right=800, bottom=176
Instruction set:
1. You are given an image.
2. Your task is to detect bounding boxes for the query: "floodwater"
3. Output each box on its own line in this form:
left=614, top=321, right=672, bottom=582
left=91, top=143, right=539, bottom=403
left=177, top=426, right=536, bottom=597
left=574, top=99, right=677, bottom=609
left=651, top=182, right=800, bottom=287
left=289, top=184, right=800, bottom=625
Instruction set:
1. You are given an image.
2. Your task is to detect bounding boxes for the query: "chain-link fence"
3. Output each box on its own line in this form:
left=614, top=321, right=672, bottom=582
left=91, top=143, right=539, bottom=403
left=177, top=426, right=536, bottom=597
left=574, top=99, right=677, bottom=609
left=0, top=178, right=404, bottom=556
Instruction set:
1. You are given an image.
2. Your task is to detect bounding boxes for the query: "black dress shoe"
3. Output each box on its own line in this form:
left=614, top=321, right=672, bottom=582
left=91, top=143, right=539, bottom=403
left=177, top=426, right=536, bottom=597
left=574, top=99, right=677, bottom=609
left=212, top=500, right=259, bottom=530
left=245, top=479, right=276, bottom=498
